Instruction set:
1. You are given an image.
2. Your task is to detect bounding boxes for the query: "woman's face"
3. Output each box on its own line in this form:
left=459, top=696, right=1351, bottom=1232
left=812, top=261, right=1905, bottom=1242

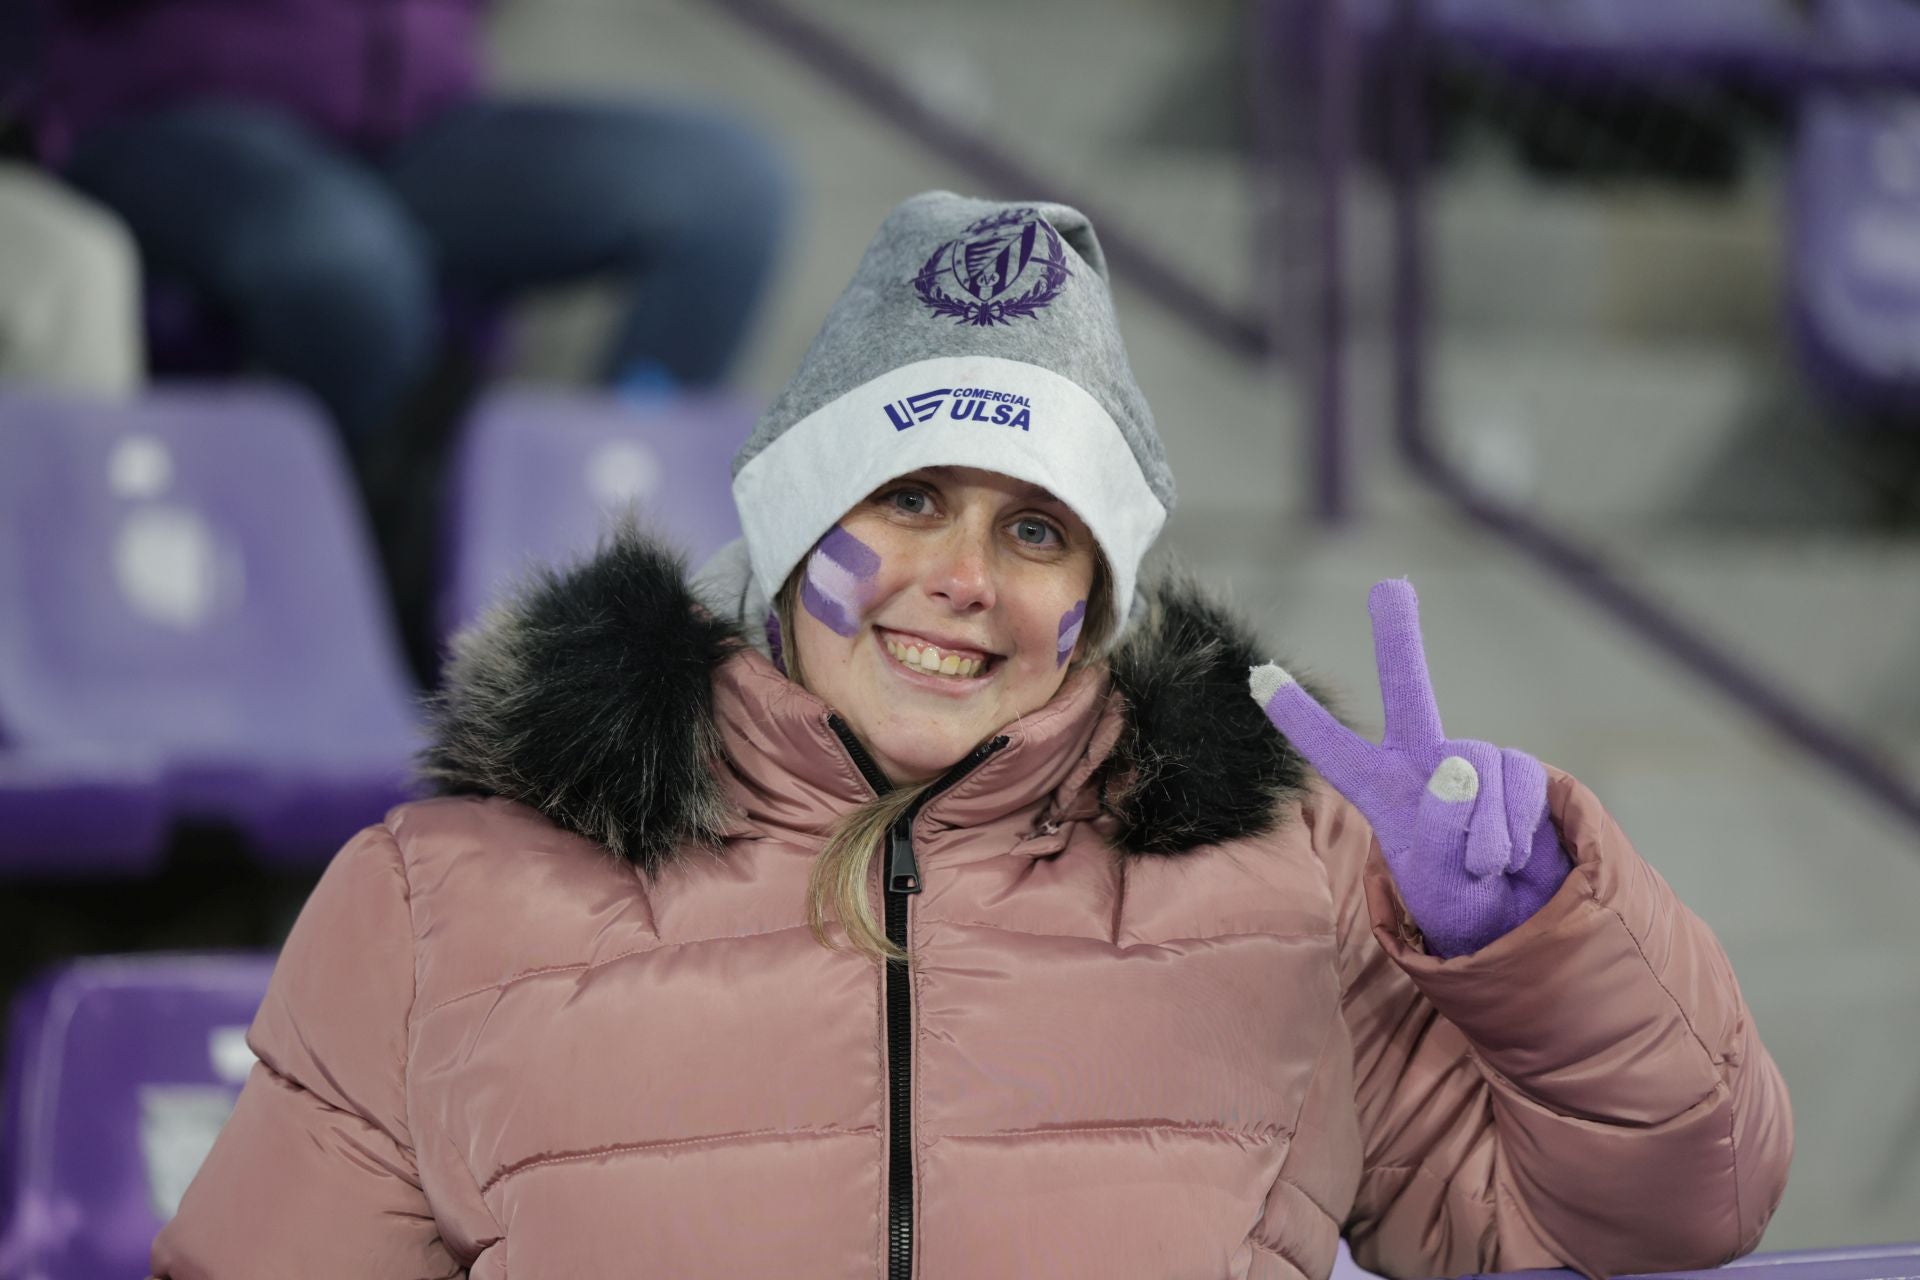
left=790, top=466, right=1098, bottom=786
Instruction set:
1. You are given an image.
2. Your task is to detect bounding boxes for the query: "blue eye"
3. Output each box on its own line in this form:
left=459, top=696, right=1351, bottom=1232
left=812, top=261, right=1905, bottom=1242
left=889, top=488, right=930, bottom=514
left=1012, top=517, right=1061, bottom=547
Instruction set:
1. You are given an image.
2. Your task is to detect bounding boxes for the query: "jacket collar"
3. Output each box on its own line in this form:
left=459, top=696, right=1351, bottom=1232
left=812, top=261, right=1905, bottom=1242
left=422, top=531, right=1322, bottom=874
left=705, top=649, right=1117, bottom=852
left=714, top=652, right=1121, bottom=871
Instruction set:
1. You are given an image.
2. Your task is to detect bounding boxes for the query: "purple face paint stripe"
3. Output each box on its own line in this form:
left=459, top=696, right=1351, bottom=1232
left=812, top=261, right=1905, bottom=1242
left=800, top=576, right=860, bottom=638
left=764, top=611, right=785, bottom=673
left=800, top=524, right=879, bottom=639
left=805, top=551, right=868, bottom=608
left=1056, top=599, right=1087, bottom=667
left=816, top=524, right=881, bottom=578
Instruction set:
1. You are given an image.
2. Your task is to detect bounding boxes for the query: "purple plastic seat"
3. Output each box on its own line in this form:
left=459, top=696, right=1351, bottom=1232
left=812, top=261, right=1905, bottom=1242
left=1794, top=1, right=1920, bottom=409
left=0, top=953, right=275, bottom=1280
left=1330, top=1244, right=1920, bottom=1280
left=1340, top=0, right=1920, bottom=89
left=1465, top=1249, right=1920, bottom=1280
left=0, top=752, right=170, bottom=878
left=440, top=387, right=752, bottom=637
left=1344, top=0, right=1812, bottom=88
left=1822, top=0, right=1920, bottom=84
left=1722, top=1247, right=1920, bottom=1270
left=0, top=386, right=423, bottom=867
left=1789, top=92, right=1920, bottom=412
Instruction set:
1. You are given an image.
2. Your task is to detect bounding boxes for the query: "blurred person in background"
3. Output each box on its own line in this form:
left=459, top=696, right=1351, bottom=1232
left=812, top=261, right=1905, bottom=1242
left=0, top=1, right=142, bottom=395
left=29, top=0, right=791, bottom=679
left=150, top=193, right=1790, bottom=1279
left=31, top=0, right=791, bottom=457
left=0, top=160, right=143, bottom=394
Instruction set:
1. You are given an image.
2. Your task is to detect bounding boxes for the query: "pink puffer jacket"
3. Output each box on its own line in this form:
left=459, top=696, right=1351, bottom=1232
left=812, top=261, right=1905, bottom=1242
left=152, top=537, right=1791, bottom=1280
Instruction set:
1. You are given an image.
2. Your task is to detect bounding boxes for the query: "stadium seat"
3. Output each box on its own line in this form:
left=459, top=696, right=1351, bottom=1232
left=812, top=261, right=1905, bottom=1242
left=1439, top=0, right=1806, bottom=81
left=1724, top=1246, right=1920, bottom=1270
left=1822, top=0, right=1920, bottom=83
left=0, top=953, right=274, bottom=1280
left=1337, top=0, right=1920, bottom=102
left=0, top=753, right=170, bottom=878
left=1338, top=0, right=1920, bottom=92
left=0, top=387, right=421, bottom=869
left=1331, top=1243, right=1920, bottom=1280
left=1343, top=0, right=1811, bottom=86
left=1789, top=91, right=1920, bottom=413
left=439, top=386, right=750, bottom=637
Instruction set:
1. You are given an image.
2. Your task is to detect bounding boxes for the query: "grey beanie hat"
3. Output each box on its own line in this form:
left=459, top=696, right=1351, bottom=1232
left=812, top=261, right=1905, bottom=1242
left=715, top=190, right=1174, bottom=643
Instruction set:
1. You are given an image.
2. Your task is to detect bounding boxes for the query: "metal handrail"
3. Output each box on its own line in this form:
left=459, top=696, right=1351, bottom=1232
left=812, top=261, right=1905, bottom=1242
left=1374, top=0, right=1920, bottom=832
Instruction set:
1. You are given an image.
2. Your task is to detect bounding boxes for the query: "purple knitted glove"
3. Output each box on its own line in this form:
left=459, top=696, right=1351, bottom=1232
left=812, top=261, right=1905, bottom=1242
left=1247, top=580, right=1573, bottom=957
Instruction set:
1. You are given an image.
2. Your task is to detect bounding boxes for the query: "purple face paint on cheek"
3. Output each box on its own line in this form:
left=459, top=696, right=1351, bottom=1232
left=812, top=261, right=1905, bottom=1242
left=800, top=524, right=882, bottom=638
left=1056, top=599, right=1087, bottom=667
left=764, top=610, right=785, bottom=674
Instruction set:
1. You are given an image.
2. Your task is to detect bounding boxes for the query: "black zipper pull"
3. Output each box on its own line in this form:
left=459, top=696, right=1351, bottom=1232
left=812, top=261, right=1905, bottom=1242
left=886, top=818, right=921, bottom=895
left=834, top=722, right=1009, bottom=899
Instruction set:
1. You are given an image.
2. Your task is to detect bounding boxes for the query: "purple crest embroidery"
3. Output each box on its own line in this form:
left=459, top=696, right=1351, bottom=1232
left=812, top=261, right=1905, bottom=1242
left=1056, top=599, right=1087, bottom=667
left=913, top=207, right=1070, bottom=327
left=801, top=525, right=882, bottom=638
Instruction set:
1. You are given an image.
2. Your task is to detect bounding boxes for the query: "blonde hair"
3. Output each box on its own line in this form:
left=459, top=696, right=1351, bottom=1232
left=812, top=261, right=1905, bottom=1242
left=779, top=553, right=1116, bottom=964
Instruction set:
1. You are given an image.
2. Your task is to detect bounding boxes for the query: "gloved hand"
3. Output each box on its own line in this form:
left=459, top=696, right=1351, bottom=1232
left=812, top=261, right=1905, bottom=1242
left=1247, top=580, right=1572, bottom=957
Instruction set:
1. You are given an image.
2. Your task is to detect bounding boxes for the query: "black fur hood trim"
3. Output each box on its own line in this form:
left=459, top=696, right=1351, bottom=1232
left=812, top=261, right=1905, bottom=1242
left=420, top=534, right=748, bottom=875
left=423, top=533, right=1321, bottom=870
left=1103, top=577, right=1320, bottom=854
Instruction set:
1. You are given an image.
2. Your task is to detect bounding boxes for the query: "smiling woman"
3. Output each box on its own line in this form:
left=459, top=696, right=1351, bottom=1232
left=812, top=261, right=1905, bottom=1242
left=152, top=192, right=1790, bottom=1280
left=781, top=467, right=1107, bottom=779
left=769, top=465, right=1115, bottom=959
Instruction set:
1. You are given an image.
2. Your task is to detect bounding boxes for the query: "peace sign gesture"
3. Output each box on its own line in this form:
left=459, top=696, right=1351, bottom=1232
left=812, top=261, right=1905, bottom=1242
left=1247, top=580, right=1572, bottom=957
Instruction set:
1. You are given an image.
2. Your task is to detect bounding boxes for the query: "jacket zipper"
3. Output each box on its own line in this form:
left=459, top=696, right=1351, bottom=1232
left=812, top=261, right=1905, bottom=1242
left=826, top=717, right=1009, bottom=1280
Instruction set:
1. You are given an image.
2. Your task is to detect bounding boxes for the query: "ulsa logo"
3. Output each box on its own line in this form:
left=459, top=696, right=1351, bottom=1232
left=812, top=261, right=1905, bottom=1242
left=884, top=386, right=1034, bottom=432
left=883, top=388, right=951, bottom=430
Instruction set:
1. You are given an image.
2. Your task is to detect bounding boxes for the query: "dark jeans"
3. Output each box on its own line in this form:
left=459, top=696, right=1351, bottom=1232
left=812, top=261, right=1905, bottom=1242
left=66, top=95, right=792, bottom=443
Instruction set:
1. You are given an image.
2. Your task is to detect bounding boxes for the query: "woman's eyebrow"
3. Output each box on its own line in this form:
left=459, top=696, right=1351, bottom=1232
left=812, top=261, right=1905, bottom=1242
left=1007, top=482, right=1065, bottom=506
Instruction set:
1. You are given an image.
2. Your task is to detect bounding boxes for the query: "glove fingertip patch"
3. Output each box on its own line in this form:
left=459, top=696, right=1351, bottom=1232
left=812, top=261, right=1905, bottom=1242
left=1247, top=662, right=1297, bottom=706
left=1425, top=754, right=1479, bottom=804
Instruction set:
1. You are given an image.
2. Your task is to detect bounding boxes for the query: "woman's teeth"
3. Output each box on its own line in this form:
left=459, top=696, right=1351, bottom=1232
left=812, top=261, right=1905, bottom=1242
left=883, top=634, right=986, bottom=679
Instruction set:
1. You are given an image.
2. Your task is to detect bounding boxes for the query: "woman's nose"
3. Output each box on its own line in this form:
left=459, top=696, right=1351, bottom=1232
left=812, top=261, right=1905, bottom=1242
left=925, top=529, right=996, bottom=613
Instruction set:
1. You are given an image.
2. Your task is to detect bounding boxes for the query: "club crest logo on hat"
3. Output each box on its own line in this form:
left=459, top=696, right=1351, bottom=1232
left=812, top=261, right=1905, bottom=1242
left=912, top=207, right=1070, bottom=327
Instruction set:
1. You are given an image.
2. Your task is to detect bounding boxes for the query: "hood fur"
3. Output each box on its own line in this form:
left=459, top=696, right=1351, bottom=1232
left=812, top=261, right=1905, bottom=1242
left=423, top=533, right=1323, bottom=872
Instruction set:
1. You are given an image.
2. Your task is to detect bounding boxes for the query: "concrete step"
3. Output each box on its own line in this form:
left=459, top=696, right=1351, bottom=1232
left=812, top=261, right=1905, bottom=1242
left=1340, top=331, right=1906, bottom=531
left=1020, top=145, right=1786, bottom=351
left=1127, top=320, right=1881, bottom=540
left=1338, top=161, right=1784, bottom=344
